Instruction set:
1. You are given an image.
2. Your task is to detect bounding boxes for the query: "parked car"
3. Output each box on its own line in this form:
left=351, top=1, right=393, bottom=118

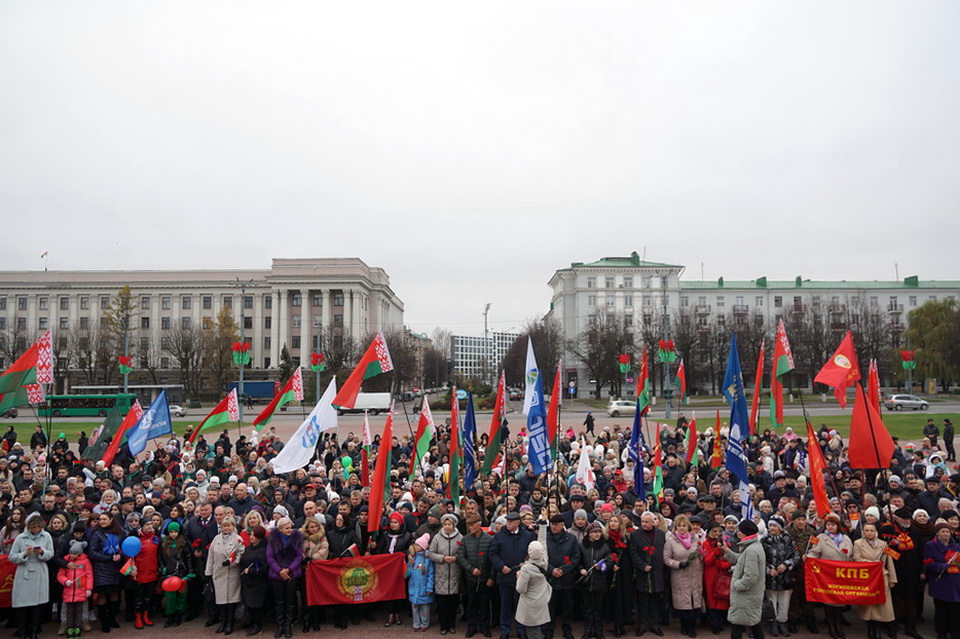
left=883, top=394, right=929, bottom=411
left=1, top=408, right=17, bottom=419
left=606, top=400, right=636, bottom=417
left=169, top=405, right=188, bottom=417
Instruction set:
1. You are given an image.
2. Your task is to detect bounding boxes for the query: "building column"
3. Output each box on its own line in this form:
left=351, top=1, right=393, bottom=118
left=270, top=290, right=280, bottom=366
left=324, top=290, right=333, bottom=334
left=278, top=289, right=290, bottom=358
left=300, top=288, right=310, bottom=355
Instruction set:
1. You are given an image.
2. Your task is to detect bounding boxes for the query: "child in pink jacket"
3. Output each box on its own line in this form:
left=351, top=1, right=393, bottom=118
left=57, top=540, right=94, bottom=638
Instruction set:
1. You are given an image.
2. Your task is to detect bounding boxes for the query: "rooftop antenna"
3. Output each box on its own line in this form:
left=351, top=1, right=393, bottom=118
left=642, top=246, right=647, bottom=261
left=701, top=262, right=704, bottom=282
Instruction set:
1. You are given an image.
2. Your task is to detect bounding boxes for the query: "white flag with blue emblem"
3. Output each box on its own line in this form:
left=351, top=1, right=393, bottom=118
left=272, top=378, right=338, bottom=474
left=522, top=338, right=539, bottom=416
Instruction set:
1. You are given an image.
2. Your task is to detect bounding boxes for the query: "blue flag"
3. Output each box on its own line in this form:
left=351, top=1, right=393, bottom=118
left=723, top=333, right=753, bottom=519
left=463, top=393, right=478, bottom=491
left=127, top=389, right=173, bottom=456
left=527, top=371, right=551, bottom=475
left=629, top=399, right=646, bottom=501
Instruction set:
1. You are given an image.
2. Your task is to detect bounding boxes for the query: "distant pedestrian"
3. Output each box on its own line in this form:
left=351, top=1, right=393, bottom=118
left=584, top=414, right=595, bottom=436
left=943, top=419, right=955, bottom=462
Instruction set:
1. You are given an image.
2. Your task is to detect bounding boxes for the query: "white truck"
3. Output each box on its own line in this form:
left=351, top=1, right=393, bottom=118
left=335, top=392, right=392, bottom=416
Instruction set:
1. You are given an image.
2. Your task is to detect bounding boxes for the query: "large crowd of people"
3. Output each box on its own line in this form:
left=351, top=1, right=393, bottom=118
left=1, top=412, right=959, bottom=639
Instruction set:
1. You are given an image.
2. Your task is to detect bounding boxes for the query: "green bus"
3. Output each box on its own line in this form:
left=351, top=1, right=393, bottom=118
left=39, top=394, right=137, bottom=418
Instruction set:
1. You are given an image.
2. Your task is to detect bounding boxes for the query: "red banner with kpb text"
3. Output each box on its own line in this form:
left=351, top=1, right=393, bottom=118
left=306, top=553, right=405, bottom=605
left=0, top=555, right=16, bottom=606
left=805, top=558, right=886, bottom=606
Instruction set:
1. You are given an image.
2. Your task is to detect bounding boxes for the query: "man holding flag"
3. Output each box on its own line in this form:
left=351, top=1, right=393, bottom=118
left=723, top=334, right=753, bottom=520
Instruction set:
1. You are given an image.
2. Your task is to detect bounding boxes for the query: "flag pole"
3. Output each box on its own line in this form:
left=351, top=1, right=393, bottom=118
left=798, top=391, right=842, bottom=508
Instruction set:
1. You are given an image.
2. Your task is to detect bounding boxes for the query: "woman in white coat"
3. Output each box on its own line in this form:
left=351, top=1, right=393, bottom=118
left=516, top=540, right=552, bottom=639
left=10, top=513, right=54, bottom=639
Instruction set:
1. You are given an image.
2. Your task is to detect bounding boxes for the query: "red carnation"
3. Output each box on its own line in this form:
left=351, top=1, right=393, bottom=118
left=841, top=548, right=848, bottom=554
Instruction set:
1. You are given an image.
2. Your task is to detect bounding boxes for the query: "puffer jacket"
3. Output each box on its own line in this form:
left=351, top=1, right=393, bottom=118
left=761, top=530, right=798, bottom=591
left=133, top=531, right=161, bottom=584
left=57, top=554, right=93, bottom=603
left=406, top=551, right=435, bottom=604
left=546, top=528, right=581, bottom=590
left=428, top=527, right=463, bottom=595
left=579, top=536, right=612, bottom=593
left=457, top=530, right=493, bottom=583
left=266, top=529, right=305, bottom=580
left=725, top=534, right=766, bottom=627
left=88, top=528, right=123, bottom=587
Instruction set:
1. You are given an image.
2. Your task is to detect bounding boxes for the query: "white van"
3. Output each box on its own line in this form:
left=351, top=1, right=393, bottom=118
left=336, top=392, right=392, bottom=416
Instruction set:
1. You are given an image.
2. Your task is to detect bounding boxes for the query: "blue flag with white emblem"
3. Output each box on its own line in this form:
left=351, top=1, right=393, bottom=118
left=127, top=389, right=173, bottom=456
left=463, top=393, right=478, bottom=491
left=629, top=399, right=646, bottom=501
left=723, top=333, right=753, bottom=519
left=527, top=371, right=551, bottom=475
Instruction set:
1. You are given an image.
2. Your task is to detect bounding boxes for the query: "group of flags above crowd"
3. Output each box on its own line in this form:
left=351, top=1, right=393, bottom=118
left=0, top=322, right=897, bottom=526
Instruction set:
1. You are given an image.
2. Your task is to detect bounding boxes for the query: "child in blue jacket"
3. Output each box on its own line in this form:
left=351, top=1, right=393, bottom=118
left=407, top=533, right=435, bottom=631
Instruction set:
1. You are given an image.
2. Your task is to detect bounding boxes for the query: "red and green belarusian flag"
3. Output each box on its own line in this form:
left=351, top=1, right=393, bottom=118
left=710, top=410, right=723, bottom=469
left=652, top=422, right=663, bottom=503
left=188, top=389, right=239, bottom=444
left=770, top=320, right=795, bottom=428
left=636, top=346, right=651, bottom=415
left=448, top=387, right=461, bottom=503
left=749, top=339, right=765, bottom=435
left=253, top=368, right=303, bottom=430
left=101, top=400, right=144, bottom=465
left=332, top=332, right=394, bottom=409
left=547, top=360, right=562, bottom=459
left=684, top=413, right=699, bottom=465
left=0, top=330, right=52, bottom=396
left=411, top=396, right=435, bottom=477
left=675, top=358, right=686, bottom=404
left=367, top=405, right=394, bottom=534
left=481, top=372, right=506, bottom=475
left=361, top=413, right=372, bottom=487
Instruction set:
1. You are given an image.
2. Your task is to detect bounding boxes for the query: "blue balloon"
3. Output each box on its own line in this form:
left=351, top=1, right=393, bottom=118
left=121, top=536, right=142, bottom=558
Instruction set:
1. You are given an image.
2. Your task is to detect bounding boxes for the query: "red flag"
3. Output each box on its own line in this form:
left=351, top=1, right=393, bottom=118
left=806, top=419, right=830, bottom=518
left=849, top=384, right=895, bottom=469
left=481, top=372, right=506, bottom=474
left=770, top=322, right=794, bottom=428
left=306, top=554, right=406, bottom=605
left=448, top=388, right=460, bottom=502
left=367, top=408, right=393, bottom=533
left=675, top=359, right=686, bottom=404
left=100, top=401, right=144, bottom=466
left=868, top=359, right=881, bottom=414
left=332, top=332, right=394, bottom=410
left=814, top=331, right=861, bottom=409
left=411, top=398, right=434, bottom=476
left=710, top=410, right=723, bottom=469
left=253, top=369, right=303, bottom=429
left=749, top=340, right=765, bottom=435
left=685, top=414, right=698, bottom=465
left=547, top=360, right=561, bottom=445
left=636, top=346, right=650, bottom=414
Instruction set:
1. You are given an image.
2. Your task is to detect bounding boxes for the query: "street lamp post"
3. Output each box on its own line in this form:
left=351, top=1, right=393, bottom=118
left=235, top=278, right=252, bottom=424
left=484, top=303, right=492, bottom=385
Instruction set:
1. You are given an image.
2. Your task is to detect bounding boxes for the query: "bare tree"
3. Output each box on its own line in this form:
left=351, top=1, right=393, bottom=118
left=501, top=317, right=566, bottom=391
left=568, top=309, right=631, bottom=399
left=205, top=307, right=240, bottom=394
left=167, top=326, right=206, bottom=399
left=133, top=328, right=164, bottom=385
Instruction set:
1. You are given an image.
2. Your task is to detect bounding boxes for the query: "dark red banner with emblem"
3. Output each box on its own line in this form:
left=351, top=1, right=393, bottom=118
left=306, top=553, right=405, bottom=605
left=805, top=558, right=885, bottom=605
left=0, top=555, right=16, bottom=606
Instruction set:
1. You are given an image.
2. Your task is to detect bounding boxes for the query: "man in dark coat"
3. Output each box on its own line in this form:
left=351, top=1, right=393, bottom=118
left=458, top=514, right=494, bottom=638
left=544, top=514, right=581, bottom=639
left=629, top=511, right=666, bottom=636
left=879, top=507, right=926, bottom=639
left=489, top=512, right=535, bottom=639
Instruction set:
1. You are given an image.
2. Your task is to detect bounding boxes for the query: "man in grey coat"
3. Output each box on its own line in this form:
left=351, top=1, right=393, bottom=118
left=724, top=519, right=767, bottom=639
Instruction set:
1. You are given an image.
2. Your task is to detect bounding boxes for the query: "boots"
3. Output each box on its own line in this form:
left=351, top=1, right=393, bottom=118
left=225, top=605, right=236, bottom=636
left=771, top=622, right=780, bottom=637
left=780, top=622, right=791, bottom=637
left=217, top=606, right=229, bottom=634
left=98, top=606, right=111, bottom=633
left=108, top=601, right=121, bottom=629
left=142, top=611, right=154, bottom=627
left=302, top=610, right=312, bottom=634
left=135, top=613, right=144, bottom=630
left=164, top=614, right=175, bottom=628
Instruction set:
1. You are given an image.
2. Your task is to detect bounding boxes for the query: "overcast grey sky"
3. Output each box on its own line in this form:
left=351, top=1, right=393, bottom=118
left=2, top=1, right=958, bottom=338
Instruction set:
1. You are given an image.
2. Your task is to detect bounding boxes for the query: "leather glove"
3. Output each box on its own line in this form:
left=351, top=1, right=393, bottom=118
left=678, top=561, right=689, bottom=569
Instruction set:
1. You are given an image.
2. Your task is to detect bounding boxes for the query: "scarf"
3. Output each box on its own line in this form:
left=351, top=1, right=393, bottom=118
left=608, top=527, right=627, bottom=550
left=675, top=531, right=693, bottom=550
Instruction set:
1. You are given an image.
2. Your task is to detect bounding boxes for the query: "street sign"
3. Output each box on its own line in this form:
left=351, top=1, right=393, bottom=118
left=456, top=389, right=467, bottom=400
left=568, top=386, right=577, bottom=396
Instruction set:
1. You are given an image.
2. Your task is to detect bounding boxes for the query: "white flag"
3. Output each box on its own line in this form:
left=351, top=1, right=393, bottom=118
left=522, top=337, right=540, bottom=416
left=271, top=378, right=338, bottom=474
left=575, top=444, right=595, bottom=492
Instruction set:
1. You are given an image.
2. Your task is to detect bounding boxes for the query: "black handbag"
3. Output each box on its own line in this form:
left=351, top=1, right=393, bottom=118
left=761, top=597, right=776, bottom=622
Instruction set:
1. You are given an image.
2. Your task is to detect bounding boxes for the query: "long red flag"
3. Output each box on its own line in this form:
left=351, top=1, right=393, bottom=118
left=849, top=384, right=895, bottom=470
left=367, top=408, right=393, bottom=533
left=814, top=331, right=861, bottom=409
left=547, top=360, right=561, bottom=446
left=867, top=359, right=881, bottom=414
left=749, top=339, right=765, bottom=435
left=101, top=401, right=144, bottom=466
left=806, top=419, right=831, bottom=518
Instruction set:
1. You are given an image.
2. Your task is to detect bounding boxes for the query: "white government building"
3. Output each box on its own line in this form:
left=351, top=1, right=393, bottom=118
left=547, top=252, right=960, bottom=398
left=0, top=257, right=404, bottom=372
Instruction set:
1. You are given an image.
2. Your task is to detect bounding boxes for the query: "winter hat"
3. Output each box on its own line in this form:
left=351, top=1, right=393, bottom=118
left=586, top=521, right=604, bottom=535
left=167, top=522, right=181, bottom=533
left=738, top=520, right=759, bottom=536
left=864, top=507, right=881, bottom=521
left=414, top=533, right=430, bottom=551
left=768, top=516, right=785, bottom=531
left=389, top=512, right=405, bottom=526
left=272, top=505, right=289, bottom=519
left=69, top=540, right=87, bottom=555
left=527, top=540, right=546, bottom=561
left=600, top=503, right=615, bottom=514
left=574, top=509, right=589, bottom=522
left=428, top=505, right=442, bottom=520
left=440, top=513, right=459, bottom=526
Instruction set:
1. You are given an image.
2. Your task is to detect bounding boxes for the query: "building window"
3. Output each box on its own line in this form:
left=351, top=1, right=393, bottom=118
left=606, top=296, right=615, bottom=307
left=587, top=295, right=597, bottom=307
left=59, top=297, right=69, bottom=311
left=680, top=296, right=689, bottom=308
left=292, top=294, right=302, bottom=307
left=243, top=317, right=252, bottom=330
left=244, top=296, right=253, bottom=310
left=139, top=296, right=149, bottom=310
left=141, top=317, right=150, bottom=329
left=265, top=295, right=273, bottom=309
left=774, top=296, right=782, bottom=308
left=333, top=293, right=344, bottom=306
left=623, top=276, right=633, bottom=288
left=223, top=296, right=232, bottom=308
left=17, top=317, right=26, bottom=331
left=642, top=277, right=651, bottom=288
left=59, top=317, right=68, bottom=330
left=870, top=296, right=879, bottom=307
left=889, top=296, right=898, bottom=310
left=182, top=295, right=192, bottom=310
left=160, top=357, right=170, bottom=368
left=661, top=276, right=669, bottom=289
left=736, top=296, right=744, bottom=306
left=161, top=317, right=171, bottom=330
left=716, top=296, right=725, bottom=307
left=100, top=296, right=110, bottom=310
left=17, top=297, right=27, bottom=311
left=909, top=295, right=917, bottom=307
left=38, top=297, right=48, bottom=311
left=334, top=314, right=343, bottom=327
left=79, top=317, right=89, bottom=330
left=202, top=317, right=213, bottom=330
left=0, top=297, right=5, bottom=311
left=181, top=317, right=192, bottom=330
left=264, top=316, right=272, bottom=329
left=312, top=294, right=323, bottom=307
left=38, top=317, right=48, bottom=330
left=642, top=295, right=652, bottom=308
left=140, top=337, right=149, bottom=351
left=79, top=296, right=89, bottom=310
left=292, top=316, right=301, bottom=328
left=624, top=315, right=633, bottom=327
left=161, top=296, right=171, bottom=310
left=161, top=337, right=172, bottom=350
left=605, top=276, right=615, bottom=288
left=586, top=277, right=596, bottom=289
left=624, top=295, right=633, bottom=307
left=755, top=296, right=763, bottom=307
left=313, top=315, right=323, bottom=328
left=264, top=337, right=271, bottom=349
left=202, top=296, right=212, bottom=310
left=292, top=336, right=301, bottom=349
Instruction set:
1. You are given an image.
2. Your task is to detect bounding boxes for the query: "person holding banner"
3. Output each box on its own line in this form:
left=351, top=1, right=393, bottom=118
left=923, top=522, right=960, bottom=639
left=852, top=523, right=897, bottom=639
left=806, top=513, right=853, bottom=639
